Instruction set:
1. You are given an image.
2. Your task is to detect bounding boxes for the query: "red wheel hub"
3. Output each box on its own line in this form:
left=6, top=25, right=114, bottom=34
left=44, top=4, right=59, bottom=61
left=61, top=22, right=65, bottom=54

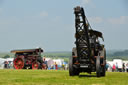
left=13, top=57, right=24, bottom=69
left=32, top=62, right=38, bottom=69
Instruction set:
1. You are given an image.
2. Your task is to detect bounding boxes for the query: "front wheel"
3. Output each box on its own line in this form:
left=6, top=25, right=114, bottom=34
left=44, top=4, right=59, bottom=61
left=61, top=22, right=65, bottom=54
left=32, top=62, right=39, bottom=69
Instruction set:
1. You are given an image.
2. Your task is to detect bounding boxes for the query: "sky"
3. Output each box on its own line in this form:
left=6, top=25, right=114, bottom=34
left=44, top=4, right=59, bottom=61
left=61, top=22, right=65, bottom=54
left=0, top=0, right=128, bottom=52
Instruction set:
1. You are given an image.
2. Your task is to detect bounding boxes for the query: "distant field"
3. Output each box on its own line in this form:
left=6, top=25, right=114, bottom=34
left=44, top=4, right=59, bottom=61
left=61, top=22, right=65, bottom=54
left=42, top=52, right=71, bottom=57
left=1, top=51, right=128, bottom=61
left=0, top=70, right=128, bottom=85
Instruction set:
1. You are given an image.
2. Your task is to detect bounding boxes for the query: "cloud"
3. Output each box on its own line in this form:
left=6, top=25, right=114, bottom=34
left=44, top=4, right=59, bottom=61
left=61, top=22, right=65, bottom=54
left=107, top=16, right=128, bottom=24
left=87, top=16, right=128, bottom=25
left=88, top=17, right=103, bottom=24
left=81, top=0, right=91, bottom=5
left=40, top=11, right=48, bottom=17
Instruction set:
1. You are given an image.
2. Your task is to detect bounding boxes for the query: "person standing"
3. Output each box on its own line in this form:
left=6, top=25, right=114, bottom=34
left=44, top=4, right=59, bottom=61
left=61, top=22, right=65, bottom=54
left=62, top=63, right=65, bottom=70
left=116, top=63, right=118, bottom=72
left=126, top=63, right=128, bottom=72
left=4, top=61, right=9, bottom=69
left=55, top=62, right=58, bottom=70
left=112, top=64, right=116, bottom=72
left=122, top=63, right=125, bottom=72
left=106, top=63, right=109, bottom=71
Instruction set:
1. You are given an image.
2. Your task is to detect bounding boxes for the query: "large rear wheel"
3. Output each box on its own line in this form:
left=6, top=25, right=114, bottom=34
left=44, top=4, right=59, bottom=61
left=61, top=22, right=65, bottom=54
left=13, top=56, right=24, bottom=69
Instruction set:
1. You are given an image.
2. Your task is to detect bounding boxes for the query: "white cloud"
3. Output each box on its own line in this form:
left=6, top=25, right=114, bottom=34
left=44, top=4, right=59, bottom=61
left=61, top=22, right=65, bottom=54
left=81, top=0, right=91, bottom=5
left=107, top=16, right=128, bottom=24
left=87, top=16, right=128, bottom=25
left=88, top=17, right=103, bottom=24
left=40, top=11, right=48, bottom=17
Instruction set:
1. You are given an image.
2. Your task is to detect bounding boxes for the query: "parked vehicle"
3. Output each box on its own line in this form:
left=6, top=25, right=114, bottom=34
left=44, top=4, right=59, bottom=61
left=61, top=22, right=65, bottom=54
left=11, top=48, right=47, bottom=69
left=69, top=6, right=106, bottom=77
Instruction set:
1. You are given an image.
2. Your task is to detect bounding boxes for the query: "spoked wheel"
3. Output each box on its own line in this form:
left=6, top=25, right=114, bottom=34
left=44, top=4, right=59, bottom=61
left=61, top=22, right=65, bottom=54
left=96, top=55, right=101, bottom=77
left=13, top=57, right=24, bottom=69
left=32, top=62, right=39, bottom=69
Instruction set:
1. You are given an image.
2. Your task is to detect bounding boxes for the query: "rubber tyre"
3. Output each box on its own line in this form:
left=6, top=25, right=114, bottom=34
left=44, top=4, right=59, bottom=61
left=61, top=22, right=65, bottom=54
left=96, top=55, right=101, bottom=77
left=69, top=48, right=79, bottom=76
left=100, top=48, right=106, bottom=76
left=69, top=56, right=75, bottom=76
left=101, top=65, right=106, bottom=76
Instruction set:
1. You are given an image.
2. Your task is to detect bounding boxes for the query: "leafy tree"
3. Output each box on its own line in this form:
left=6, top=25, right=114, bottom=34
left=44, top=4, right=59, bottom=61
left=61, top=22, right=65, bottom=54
left=3, top=55, right=10, bottom=59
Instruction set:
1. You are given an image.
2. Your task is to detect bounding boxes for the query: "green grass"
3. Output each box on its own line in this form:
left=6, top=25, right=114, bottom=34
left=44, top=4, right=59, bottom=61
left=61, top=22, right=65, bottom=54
left=0, top=70, right=128, bottom=85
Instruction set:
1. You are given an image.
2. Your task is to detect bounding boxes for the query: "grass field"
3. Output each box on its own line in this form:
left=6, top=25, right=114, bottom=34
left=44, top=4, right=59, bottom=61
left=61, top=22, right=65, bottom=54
left=0, top=70, right=128, bottom=85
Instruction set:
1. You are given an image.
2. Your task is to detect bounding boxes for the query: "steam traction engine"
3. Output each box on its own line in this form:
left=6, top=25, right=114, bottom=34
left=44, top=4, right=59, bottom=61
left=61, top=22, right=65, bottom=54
left=11, top=48, right=46, bottom=69
left=69, top=6, right=106, bottom=77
